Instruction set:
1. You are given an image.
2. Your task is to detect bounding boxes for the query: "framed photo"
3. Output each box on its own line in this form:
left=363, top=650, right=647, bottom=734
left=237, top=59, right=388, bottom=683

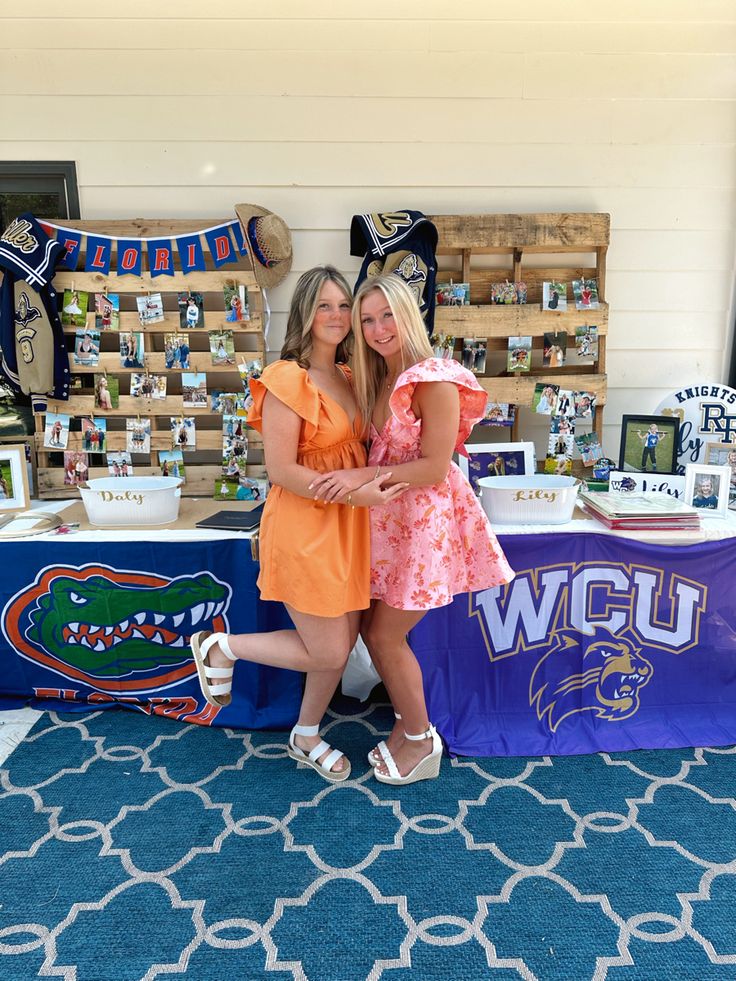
left=704, top=441, right=736, bottom=509
left=0, top=444, right=30, bottom=513
left=684, top=464, right=730, bottom=517
left=618, top=414, right=680, bottom=474
left=459, top=441, right=535, bottom=495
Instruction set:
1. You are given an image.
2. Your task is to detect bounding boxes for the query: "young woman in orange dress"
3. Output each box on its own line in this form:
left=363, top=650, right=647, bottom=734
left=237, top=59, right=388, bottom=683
left=189, top=266, right=406, bottom=782
left=311, top=275, right=514, bottom=786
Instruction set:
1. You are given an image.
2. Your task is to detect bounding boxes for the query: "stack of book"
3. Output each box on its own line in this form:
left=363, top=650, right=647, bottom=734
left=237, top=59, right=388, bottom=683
left=579, top=490, right=701, bottom=531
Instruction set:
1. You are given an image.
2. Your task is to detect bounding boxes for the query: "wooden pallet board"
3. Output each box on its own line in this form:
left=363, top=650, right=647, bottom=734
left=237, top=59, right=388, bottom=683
left=36, top=217, right=266, bottom=499
left=429, top=212, right=610, bottom=454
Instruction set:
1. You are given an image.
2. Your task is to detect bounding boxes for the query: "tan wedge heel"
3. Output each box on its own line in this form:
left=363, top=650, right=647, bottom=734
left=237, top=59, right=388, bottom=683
left=373, top=724, right=442, bottom=786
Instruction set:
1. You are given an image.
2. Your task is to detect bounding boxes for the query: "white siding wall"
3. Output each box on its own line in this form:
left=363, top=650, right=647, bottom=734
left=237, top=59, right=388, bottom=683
left=1, top=1, right=735, bottom=458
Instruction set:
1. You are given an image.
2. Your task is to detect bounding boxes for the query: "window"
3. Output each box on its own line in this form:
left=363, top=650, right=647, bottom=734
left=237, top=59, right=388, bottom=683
left=0, top=161, right=80, bottom=227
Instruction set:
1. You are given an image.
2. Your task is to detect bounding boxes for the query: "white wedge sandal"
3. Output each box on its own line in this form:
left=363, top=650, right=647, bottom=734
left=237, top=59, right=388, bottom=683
left=373, top=724, right=442, bottom=786
left=287, top=723, right=351, bottom=783
left=190, top=630, right=237, bottom=707
left=368, top=712, right=402, bottom=767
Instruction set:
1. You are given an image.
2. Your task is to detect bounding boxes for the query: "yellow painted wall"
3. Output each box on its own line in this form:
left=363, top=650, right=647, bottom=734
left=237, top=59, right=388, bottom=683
left=1, top=1, right=735, bottom=456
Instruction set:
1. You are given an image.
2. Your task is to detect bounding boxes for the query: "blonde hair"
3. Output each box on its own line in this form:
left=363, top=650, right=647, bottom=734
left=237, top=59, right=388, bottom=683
left=280, top=265, right=353, bottom=367
left=351, top=274, right=433, bottom=433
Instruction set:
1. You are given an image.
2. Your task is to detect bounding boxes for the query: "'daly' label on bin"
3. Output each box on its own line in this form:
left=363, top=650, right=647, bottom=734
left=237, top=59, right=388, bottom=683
left=98, top=491, right=144, bottom=505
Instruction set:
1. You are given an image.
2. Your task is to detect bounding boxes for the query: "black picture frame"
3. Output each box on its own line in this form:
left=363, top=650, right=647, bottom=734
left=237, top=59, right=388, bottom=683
left=618, top=414, right=680, bottom=474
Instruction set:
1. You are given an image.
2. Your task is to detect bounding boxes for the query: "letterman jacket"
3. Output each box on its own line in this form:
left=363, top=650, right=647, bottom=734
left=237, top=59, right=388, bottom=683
left=350, top=210, right=439, bottom=333
left=0, top=213, right=70, bottom=411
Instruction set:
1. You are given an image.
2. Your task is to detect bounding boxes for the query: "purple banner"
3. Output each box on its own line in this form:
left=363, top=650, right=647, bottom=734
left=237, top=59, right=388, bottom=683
left=412, top=533, right=736, bottom=757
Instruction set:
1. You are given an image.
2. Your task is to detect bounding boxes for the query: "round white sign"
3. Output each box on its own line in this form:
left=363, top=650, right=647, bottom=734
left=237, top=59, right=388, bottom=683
left=654, top=383, right=736, bottom=474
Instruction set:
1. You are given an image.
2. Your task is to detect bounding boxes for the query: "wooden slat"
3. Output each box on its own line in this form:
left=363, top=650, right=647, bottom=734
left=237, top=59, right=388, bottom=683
left=430, top=213, right=611, bottom=251
left=80, top=311, right=263, bottom=333
left=54, top=271, right=259, bottom=291
left=37, top=463, right=267, bottom=499
left=478, top=373, right=608, bottom=405
left=437, top=266, right=599, bottom=305
left=66, top=352, right=264, bottom=374
left=35, top=429, right=262, bottom=454
left=41, top=394, right=264, bottom=416
left=433, top=303, right=608, bottom=338
left=46, top=218, right=246, bottom=236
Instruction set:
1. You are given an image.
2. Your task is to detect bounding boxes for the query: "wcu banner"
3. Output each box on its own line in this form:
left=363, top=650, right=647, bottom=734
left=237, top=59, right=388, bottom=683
left=411, top=533, right=736, bottom=757
left=0, top=539, right=300, bottom=731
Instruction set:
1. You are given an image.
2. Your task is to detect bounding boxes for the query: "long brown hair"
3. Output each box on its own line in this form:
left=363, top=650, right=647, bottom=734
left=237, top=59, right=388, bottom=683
left=351, top=274, right=433, bottom=433
left=280, top=265, right=353, bottom=367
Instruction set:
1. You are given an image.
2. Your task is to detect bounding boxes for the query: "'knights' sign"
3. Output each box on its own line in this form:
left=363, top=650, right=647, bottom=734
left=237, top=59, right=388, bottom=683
left=654, top=383, right=736, bottom=472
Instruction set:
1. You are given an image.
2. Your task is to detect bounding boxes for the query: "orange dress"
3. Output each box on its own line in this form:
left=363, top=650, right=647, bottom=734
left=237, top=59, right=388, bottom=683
left=247, top=360, right=370, bottom=617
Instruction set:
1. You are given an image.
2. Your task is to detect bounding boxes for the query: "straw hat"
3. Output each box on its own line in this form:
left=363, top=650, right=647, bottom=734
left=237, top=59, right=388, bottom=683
left=234, top=204, right=292, bottom=290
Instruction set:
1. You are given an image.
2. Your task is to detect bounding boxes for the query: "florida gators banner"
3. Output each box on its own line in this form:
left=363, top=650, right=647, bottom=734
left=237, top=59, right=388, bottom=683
left=176, top=233, right=207, bottom=274
left=42, top=220, right=246, bottom=275
left=116, top=239, right=143, bottom=277
left=56, top=230, right=83, bottom=271
left=0, top=539, right=300, bottom=730
left=147, top=238, right=174, bottom=278
left=84, top=235, right=112, bottom=275
left=203, top=225, right=236, bottom=268
left=411, top=533, right=736, bottom=756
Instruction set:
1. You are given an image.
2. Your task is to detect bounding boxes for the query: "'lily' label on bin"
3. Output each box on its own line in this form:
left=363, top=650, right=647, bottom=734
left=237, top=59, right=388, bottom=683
left=512, top=490, right=558, bottom=503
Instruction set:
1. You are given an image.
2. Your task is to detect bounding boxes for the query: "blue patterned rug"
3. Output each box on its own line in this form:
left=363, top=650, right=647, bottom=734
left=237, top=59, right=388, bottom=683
left=1, top=698, right=735, bottom=981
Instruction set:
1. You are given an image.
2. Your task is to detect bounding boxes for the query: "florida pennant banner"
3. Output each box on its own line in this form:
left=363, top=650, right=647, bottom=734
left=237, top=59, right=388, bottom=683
left=42, top=220, right=246, bottom=275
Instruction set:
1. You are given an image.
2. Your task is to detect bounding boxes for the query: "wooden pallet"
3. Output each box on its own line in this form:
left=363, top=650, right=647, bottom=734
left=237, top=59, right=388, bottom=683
left=428, top=212, right=610, bottom=445
left=36, top=219, right=265, bottom=498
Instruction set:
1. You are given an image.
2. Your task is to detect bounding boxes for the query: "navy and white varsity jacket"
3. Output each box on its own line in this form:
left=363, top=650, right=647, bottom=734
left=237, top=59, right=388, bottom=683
left=0, top=213, right=70, bottom=411
left=350, top=210, right=439, bottom=333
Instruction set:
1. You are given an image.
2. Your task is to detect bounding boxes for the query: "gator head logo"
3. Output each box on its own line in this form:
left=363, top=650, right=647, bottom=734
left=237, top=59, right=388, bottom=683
left=2, top=564, right=231, bottom=694
left=530, top=633, right=653, bottom=732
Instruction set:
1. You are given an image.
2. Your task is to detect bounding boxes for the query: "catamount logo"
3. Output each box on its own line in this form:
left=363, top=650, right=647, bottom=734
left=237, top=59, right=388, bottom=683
left=1, top=217, right=38, bottom=253
left=2, top=563, right=230, bottom=694
left=530, top=634, right=653, bottom=731
left=471, top=561, right=707, bottom=731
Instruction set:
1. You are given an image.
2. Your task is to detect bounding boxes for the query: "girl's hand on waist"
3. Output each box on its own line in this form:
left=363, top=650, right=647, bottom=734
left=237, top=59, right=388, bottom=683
left=350, top=472, right=409, bottom=507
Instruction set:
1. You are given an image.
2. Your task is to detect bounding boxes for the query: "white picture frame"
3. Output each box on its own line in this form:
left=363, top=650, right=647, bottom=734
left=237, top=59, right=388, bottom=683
left=459, top=441, right=536, bottom=494
left=684, top=463, right=731, bottom=518
left=0, top=443, right=31, bottom=514
left=607, top=470, right=686, bottom=500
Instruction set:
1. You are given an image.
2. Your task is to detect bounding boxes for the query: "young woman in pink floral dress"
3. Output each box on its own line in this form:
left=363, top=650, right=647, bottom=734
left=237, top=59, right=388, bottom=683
left=310, top=275, right=514, bottom=785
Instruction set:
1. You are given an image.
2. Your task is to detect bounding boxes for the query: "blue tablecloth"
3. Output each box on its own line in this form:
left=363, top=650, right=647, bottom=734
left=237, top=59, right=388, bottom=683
left=1, top=531, right=735, bottom=756
left=0, top=538, right=301, bottom=731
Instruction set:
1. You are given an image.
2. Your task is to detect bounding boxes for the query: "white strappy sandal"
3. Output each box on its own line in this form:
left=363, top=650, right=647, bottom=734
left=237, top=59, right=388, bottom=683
left=190, top=630, right=237, bottom=707
left=287, top=723, right=351, bottom=783
left=368, top=712, right=402, bottom=767
left=373, top=724, right=442, bottom=786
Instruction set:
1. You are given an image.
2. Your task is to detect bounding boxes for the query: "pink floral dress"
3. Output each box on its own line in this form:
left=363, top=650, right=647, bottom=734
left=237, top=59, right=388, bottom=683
left=368, top=358, right=515, bottom=611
